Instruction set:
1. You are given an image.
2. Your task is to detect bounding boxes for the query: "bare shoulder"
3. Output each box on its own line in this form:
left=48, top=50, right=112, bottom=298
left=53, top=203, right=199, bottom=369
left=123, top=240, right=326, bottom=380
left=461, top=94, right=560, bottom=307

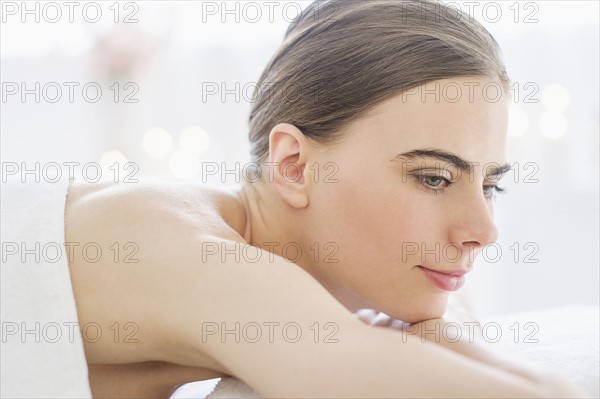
left=65, top=178, right=247, bottom=241
left=64, top=178, right=251, bottom=366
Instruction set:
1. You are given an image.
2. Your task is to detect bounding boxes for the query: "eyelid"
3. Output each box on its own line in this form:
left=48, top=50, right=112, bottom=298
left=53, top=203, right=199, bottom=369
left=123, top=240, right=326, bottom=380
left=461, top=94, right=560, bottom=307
left=413, top=170, right=506, bottom=185
left=484, top=173, right=507, bottom=184
left=409, top=170, right=507, bottom=193
left=485, top=184, right=507, bottom=193
left=411, top=174, right=452, bottom=194
left=412, top=168, right=453, bottom=180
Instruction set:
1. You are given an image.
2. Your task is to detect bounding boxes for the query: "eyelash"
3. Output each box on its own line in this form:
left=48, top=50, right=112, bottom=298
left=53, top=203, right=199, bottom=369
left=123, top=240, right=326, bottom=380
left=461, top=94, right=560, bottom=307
left=413, top=175, right=506, bottom=199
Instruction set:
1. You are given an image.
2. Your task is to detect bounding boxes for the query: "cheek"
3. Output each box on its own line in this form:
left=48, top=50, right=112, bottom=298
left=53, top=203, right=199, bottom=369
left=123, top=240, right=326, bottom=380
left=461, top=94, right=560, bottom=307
left=310, top=176, right=432, bottom=269
left=307, top=178, right=451, bottom=321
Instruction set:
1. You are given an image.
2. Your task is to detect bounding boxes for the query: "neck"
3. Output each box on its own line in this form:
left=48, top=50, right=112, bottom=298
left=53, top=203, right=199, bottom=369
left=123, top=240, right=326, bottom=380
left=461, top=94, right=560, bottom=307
left=235, top=181, right=298, bottom=262
left=234, top=181, right=374, bottom=313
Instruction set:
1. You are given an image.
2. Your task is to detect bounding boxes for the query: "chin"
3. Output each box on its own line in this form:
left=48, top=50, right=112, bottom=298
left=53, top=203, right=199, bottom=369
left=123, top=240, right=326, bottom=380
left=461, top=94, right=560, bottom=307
left=403, top=308, right=444, bottom=323
left=383, top=297, right=448, bottom=324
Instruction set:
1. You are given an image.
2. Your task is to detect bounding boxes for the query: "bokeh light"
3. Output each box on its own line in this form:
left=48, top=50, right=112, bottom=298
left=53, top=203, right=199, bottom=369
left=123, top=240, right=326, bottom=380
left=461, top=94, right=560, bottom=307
left=541, top=84, right=571, bottom=112
left=539, top=111, right=568, bottom=139
left=179, top=126, right=210, bottom=155
left=143, top=127, right=173, bottom=158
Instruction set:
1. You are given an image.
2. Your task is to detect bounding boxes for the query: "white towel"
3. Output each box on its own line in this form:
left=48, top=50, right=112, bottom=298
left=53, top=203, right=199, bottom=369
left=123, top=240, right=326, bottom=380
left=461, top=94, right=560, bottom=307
left=481, top=305, right=599, bottom=398
left=1, top=177, right=92, bottom=398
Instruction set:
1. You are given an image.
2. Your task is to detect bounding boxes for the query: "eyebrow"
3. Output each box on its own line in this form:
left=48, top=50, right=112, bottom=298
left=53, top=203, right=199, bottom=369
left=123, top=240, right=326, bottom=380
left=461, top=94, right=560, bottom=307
left=392, top=148, right=512, bottom=176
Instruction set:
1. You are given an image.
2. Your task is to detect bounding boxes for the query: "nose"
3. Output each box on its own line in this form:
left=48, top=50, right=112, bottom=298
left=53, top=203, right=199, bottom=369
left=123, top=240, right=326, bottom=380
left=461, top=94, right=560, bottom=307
left=448, top=191, right=499, bottom=258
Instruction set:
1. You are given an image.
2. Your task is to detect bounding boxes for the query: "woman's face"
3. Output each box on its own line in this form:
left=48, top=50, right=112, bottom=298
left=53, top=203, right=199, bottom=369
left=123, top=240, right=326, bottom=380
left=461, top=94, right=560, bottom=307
left=301, top=76, right=510, bottom=323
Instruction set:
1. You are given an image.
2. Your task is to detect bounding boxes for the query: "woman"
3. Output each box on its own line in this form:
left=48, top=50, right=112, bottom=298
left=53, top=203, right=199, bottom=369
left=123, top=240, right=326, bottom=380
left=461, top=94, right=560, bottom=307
left=65, top=0, right=586, bottom=397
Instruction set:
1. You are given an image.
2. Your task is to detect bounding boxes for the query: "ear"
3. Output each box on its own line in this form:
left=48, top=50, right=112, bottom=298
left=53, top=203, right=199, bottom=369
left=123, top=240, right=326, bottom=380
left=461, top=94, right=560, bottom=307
left=267, top=123, right=314, bottom=209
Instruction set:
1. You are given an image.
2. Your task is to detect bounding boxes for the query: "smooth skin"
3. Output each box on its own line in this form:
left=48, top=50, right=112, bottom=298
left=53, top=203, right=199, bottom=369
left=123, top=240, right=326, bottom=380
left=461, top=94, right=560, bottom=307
left=65, top=77, right=589, bottom=398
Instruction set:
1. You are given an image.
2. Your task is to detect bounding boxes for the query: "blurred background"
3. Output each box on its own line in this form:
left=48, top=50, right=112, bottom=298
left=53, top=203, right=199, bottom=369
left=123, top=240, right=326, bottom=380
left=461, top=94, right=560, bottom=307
left=1, top=0, right=598, bottom=317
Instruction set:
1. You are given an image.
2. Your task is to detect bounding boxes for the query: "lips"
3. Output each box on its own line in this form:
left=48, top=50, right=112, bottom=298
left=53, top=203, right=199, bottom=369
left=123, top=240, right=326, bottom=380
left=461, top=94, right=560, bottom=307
left=417, top=265, right=469, bottom=291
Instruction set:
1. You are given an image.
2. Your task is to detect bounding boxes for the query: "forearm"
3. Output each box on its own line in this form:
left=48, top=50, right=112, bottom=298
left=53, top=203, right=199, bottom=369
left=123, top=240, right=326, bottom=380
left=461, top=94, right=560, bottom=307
left=404, top=318, right=544, bottom=383
left=402, top=301, right=584, bottom=394
left=193, top=315, right=585, bottom=398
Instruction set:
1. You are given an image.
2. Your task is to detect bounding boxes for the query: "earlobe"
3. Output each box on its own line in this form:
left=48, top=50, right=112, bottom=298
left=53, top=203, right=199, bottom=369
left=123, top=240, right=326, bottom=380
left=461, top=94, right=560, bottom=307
left=268, top=123, right=312, bottom=209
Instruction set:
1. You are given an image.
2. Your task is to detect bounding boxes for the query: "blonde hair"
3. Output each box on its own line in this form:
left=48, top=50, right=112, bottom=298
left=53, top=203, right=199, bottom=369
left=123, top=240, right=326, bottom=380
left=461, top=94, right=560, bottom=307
left=248, top=0, right=511, bottom=164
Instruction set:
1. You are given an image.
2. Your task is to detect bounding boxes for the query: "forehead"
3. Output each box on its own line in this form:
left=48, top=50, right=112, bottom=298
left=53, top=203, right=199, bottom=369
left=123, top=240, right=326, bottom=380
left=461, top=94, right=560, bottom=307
left=345, top=77, right=509, bottom=165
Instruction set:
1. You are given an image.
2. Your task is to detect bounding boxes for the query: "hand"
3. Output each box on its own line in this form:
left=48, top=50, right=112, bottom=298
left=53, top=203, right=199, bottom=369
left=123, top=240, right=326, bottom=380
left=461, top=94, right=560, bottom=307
left=354, top=296, right=482, bottom=341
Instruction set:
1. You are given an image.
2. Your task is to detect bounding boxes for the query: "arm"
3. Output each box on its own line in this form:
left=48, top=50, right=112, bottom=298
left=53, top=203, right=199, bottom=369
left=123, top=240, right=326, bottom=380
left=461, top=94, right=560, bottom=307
left=87, top=362, right=227, bottom=399
left=357, top=296, right=588, bottom=397
left=160, top=237, right=588, bottom=398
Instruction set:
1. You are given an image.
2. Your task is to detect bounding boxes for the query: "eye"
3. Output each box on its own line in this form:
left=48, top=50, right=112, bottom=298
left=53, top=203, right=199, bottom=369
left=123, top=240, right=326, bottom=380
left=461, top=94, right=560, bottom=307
left=413, top=174, right=452, bottom=194
left=421, top=175, right=449, bottom=188
left=483, top=184, right=507, bottom=200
